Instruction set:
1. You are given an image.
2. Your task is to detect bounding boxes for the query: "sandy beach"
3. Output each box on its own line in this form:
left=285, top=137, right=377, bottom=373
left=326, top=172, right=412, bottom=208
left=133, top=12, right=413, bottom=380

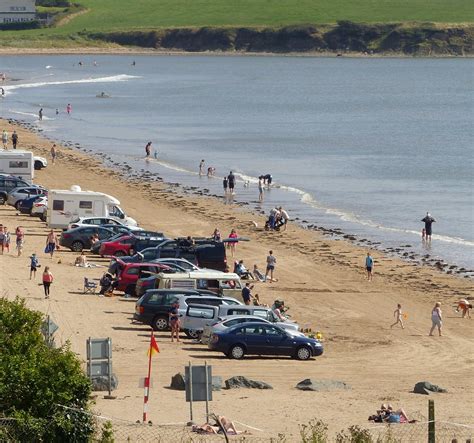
left=0, top=118, right=473, bottom=440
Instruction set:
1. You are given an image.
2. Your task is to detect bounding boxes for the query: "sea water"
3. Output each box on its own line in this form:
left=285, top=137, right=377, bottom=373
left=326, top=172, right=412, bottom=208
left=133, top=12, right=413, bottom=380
left=0, top=55, right=472, bottom=269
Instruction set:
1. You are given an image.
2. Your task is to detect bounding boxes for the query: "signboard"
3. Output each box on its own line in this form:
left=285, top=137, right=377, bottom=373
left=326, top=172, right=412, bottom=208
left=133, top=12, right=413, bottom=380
left=86, top=338, right=112, bottom=360
left=185, top=365, right=212, bottom=402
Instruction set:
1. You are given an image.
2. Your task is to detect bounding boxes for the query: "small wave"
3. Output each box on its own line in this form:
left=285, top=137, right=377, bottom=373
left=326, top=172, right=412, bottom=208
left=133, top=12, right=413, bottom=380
left=8, top=109, right=54, bottom=120
left=3, top=74, right=140, bottom=92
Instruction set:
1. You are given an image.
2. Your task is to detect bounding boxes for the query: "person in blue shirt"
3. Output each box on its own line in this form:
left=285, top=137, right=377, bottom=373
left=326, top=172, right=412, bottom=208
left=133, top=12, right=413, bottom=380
left=30, top=253, right=40, bottom=280
left=365, top=252, right=374, bottom=281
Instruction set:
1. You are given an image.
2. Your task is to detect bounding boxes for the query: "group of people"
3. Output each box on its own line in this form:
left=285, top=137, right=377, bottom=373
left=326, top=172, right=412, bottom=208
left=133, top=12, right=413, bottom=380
left=0, top=226, right=25, bottom=256
left=368, top=404, right=413, bottom=424
left=38, top=104, right=72, bottom=121
left=1, top=129, right=18, bottom=149
left=266, top=206, right=290, bottom=231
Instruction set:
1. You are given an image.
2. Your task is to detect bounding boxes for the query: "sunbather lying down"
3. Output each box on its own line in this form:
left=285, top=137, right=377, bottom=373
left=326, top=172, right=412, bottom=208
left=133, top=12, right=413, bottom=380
left=368, top=404, right=418, bottom=424
left=192, top=415, right=247, bottom=435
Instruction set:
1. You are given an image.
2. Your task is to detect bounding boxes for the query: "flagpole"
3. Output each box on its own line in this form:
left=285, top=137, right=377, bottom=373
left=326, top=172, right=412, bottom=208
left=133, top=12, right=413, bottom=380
left=143, top=330, right=154, bottom=423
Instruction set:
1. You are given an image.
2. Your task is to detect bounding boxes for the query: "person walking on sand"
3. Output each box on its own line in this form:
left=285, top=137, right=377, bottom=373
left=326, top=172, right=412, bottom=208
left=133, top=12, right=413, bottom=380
left=38, top=108, right=43, bottom=121
left=265, top=250, right=277, bottom=282
left=199, top=159, right=205, bottom=175
left=241, top=282, right=255, bottom=305
left=258, top=177, right=264, bottom=202
left=45, top=229, right=58, bottom=258
left=30, top=253, right=39, bottom=279
left=228, top=171, right=235, bottom=194
left=50, top=144, right=57, bottom=164
left=169, top=301, right=181, bottom=342
left=421, top=212, right=436, bottom=242
left=391, top=304, right=405, bottom=329
left=42, top=266, right=53, bottom=299
left=429, top=302, right=443, bottom=336
left=227, top=229, right=238, bottom=257
left=2, top=227, right=10, bottom=254
left=15, top=226, right=24, bottom=257
left=365, top=252, right=374, bottom=281
left=0, top=227, right=4, bottom=254
left=145, top=141, right=152, bottom=157
left=11, top=130, right=18, bottom=149
left=2, top=129, right=8, bottom=149
left=66, top=103, right=72, bottom=115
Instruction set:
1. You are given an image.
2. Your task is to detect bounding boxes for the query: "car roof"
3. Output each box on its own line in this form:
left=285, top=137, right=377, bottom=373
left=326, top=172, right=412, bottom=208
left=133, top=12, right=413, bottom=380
left=118, top=260, right=171, bottom=268
left=219, top=316, right=270, bottom=322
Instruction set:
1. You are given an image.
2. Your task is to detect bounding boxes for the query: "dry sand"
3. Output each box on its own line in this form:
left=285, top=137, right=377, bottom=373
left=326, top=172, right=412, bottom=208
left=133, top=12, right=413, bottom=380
left=0, top=119, right=473, bottom=440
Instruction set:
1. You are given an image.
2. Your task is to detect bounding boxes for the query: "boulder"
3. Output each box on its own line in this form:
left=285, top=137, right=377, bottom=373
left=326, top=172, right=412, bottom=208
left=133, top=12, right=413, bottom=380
left=224, top=376, right=273, bottom=390
left=413, top=381, right=447, bottom=395
left=296, top=379, right=351, bottom=392
left=91, top=374, right=118, bottom=391
left=170, top=373, right=186, bottom=391
left=212, top=376, right=222, bottom=391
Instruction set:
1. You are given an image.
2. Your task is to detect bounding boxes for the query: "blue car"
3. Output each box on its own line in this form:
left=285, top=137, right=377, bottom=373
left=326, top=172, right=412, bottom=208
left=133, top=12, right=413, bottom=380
left=208, top=322, right=323, bottom=360
left=18, top=194, right=46, bottom=214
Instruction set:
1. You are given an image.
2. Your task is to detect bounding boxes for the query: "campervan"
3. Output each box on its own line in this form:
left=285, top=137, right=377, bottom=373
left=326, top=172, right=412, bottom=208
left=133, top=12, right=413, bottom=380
left=0, top=151, right=34, bottom=181
left=47, top=185, right=138, bottom=229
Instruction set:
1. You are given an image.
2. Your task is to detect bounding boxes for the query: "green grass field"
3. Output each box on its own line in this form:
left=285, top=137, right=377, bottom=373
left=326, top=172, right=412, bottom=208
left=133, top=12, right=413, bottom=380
left=1, top=0, right=473, bottom=47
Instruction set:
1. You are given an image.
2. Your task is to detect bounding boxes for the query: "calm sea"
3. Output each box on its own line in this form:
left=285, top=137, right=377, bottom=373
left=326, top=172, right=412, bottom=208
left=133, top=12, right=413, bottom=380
left=1, top=55, right=472, bottom=269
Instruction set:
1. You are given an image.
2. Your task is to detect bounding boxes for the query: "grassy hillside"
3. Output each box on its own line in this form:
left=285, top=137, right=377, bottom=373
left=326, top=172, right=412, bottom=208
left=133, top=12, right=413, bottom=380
left=0, top=0, right=472, bottom=48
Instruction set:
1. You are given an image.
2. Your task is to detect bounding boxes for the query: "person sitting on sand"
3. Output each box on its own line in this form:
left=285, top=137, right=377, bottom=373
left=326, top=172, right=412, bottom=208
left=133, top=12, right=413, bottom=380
left=235, top=260, right=254, bottom=280
left=75, top=251, right=89, bottom=267
left=253, top=264, right=266, bottom=282
left=385, top=405, right=410, bottom=423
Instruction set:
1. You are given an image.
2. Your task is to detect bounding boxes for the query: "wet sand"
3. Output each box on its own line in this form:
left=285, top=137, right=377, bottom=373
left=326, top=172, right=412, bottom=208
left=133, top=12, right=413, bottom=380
left=0, top=118, right=473, bottom=439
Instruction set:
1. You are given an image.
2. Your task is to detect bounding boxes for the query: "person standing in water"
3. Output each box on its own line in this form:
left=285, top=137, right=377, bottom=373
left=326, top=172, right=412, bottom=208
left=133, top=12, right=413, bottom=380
left=228, top=171, right=235, bottom=194
left=223, top=176, right=228, bottom=194
left=38, top=108, right=43, bottom=121
left=421, top=212, right=436, bottom=241
left=66, top=103, right=72, bottom=115
left=199, top=159, right=205, bottom=175
left=258, top=177, right=264, bottom=202
left=145, top=141, right=152, bottom=157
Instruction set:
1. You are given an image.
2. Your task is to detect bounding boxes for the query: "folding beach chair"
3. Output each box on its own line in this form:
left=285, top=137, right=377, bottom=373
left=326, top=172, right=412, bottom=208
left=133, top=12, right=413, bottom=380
left=84, top=277, right=98, bottom=294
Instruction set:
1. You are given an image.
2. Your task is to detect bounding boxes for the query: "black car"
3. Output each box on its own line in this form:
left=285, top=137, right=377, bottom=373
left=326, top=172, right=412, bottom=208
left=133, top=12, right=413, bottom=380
left=134, top=237, right=230, bottom=271
left=134, top=289, right=221, bottom=331
left=60, top=226, right=116, bottom=252
left=0, top=175, right=30, bottom=205
left=18, top=194, right=46, bottom=214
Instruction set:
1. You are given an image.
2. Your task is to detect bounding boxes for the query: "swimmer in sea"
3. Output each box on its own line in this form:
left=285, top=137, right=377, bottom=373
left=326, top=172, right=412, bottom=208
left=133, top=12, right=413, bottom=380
left=145, top=141, right=152, bottom=157
left=199, top=159, right=205, bottom=175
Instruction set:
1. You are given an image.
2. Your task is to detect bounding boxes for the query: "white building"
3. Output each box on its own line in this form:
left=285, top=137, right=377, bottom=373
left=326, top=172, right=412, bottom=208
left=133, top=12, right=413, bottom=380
left=0, top=0, right=36, bottom=24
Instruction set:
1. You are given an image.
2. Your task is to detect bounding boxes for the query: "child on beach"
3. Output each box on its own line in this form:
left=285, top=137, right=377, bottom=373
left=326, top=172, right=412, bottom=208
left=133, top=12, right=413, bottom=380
left=16, top=226, right=24, bottom=256
left=30, top=253, right=40, bottom=279
left=2, top=227, right=10, bottom=254
left=390, top=304, right=405, bottom=329
left=365, top=252, right=374, bottom=281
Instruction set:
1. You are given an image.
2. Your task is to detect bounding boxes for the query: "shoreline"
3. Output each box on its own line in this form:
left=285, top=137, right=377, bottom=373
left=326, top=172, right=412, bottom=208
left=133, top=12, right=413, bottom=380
left=4, top=116, right=473, bottom=279
left=0, top=117, right=473, bottom=437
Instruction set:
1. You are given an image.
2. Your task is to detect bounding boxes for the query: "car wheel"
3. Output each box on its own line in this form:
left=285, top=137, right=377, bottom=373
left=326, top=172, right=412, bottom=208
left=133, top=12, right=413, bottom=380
left=34, top=160, right=43, bottom=170
left=185, top=329, right=201, bottom=339
left=15, top=200, right=24, bottom=210
left=296, top=346, right=311, bottom=361
left=229, top=345, right=245, bottom=360
left=40, top=213, right=46, bottom=222
left=0, top=194, right=6, bottom=205
left=71, top=241, right=84, bottom=252
left=152, top=316, right=169, bottom=331
left=114, top=251, right=125, bottom=257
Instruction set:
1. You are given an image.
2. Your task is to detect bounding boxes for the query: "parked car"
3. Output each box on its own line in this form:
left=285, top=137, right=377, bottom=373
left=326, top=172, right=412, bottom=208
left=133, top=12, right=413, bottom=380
left=99, top=233, right=167, bottom=257
left=90, top=231, right=130, bottom=255
left=134, top=290, right=242, bottom=334
left=208, top=322, right=323, bottom=360
left=7, top=186, right=47, bottom=209
left=59, top=226, right=116, bottom=252
left=115, top=261, right=172, bottom=295
left=33, top=156, right=48, bottom=170
left=30, top=196, right=48, bottom=220
left=18, top=194, right=46, bottom=214
left=201, top=306, right=301, bottom=344
left=0, top=175, right=31, bottom=205
left=67, top=216, right=144, bottom=231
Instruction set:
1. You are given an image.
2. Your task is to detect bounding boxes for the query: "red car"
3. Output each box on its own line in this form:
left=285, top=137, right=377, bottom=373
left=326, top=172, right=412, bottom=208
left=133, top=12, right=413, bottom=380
left=115, top=260, right=171, bottom=295
left=99, top=234, right=165, bottom=257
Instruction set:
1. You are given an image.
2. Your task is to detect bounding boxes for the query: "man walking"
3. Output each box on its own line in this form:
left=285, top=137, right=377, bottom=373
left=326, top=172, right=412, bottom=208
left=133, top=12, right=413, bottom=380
left=421, top=212, right=436, bottom=241
left=11, top=130, right=18, bottom=149
left=241, top=282, right=255, bottom=305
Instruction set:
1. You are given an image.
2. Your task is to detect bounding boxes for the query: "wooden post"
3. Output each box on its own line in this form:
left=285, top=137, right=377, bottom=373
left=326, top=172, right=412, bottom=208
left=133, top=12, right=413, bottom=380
left=428, top=399, right=435, bottom=443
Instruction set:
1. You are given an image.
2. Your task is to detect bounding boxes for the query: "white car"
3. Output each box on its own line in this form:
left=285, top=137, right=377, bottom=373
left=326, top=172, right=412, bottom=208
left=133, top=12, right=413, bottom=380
left=67, top=216, right=143, bottom=231
left=34, top=156, right=48, bottom=170
left=31, top=196, right=48, bottom=221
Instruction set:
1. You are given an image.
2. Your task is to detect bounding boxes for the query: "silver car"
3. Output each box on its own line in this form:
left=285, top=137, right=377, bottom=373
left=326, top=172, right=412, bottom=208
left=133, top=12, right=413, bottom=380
left=7, top=186, right=46, bottom=209
left=201, top=313, right=302, bottom=344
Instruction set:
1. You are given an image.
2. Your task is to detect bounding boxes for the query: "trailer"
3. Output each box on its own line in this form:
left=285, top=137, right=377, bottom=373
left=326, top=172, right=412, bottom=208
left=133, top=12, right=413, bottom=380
left=47, top=185, right=138, bottom=229
left=0, top=150, right=34, bottom=181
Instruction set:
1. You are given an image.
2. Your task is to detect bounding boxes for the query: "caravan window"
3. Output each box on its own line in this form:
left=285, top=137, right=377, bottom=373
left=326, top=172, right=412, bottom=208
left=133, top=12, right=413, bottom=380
left=79, top=201, right=93, bottom=209
left=9, top=161, right=28, bottom=168
left=52, top=200, right=64, bottom=211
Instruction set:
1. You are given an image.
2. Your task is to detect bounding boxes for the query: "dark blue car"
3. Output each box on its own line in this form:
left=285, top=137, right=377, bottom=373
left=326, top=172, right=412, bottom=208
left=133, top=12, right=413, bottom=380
left=18, top=194, right=46, bottom=214
left=208, top=322, right=323, bottom=360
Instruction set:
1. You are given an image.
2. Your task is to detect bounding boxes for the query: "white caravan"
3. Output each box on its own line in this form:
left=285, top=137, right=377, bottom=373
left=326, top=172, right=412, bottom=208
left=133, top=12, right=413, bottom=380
left=0, top=151, right=34, bottom=181
left=47, top=185, right=138, bottom=229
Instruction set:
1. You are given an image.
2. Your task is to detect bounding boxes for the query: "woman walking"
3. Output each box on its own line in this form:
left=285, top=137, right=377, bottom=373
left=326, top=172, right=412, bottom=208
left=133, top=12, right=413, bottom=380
left=45, top=229, right=58, bottom=258
left=227, top=229, right=238, bottom=257
left=42, top=266, right=54, bottom=299
left=16, top=226, right=24, bottom=256
left=429, top=302, right=443, bottom=337
left=169, top=301, right=181, bottom=342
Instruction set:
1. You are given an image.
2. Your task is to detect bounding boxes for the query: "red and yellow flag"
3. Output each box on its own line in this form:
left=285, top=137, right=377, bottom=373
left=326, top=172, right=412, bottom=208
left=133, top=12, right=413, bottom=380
left=147, top=333, right=160, bottom=357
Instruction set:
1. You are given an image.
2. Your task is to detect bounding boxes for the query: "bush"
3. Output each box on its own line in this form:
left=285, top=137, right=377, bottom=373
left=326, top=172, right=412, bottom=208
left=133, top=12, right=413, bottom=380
left=0, top=297, right=93, bottom=442
left=300, top=419, right=329, bottom=443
